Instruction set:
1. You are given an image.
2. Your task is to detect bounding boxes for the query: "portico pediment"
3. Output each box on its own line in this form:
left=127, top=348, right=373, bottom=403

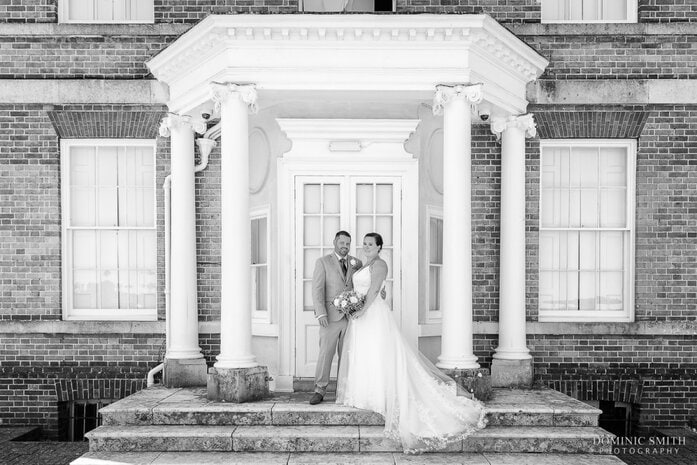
left=147, top=14, right=548, bottom=117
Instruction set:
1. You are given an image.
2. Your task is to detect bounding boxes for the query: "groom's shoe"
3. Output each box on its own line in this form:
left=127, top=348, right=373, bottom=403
left=309, top=393, right=323, bottom=405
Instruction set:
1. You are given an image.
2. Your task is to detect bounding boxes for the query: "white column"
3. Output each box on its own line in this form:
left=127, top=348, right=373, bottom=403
left=159, top=114, right=206, bottom=361
left=433, top=84, right=482, bottom=370
left=491, top=114, right=536, bottom=361
left=210, top=83, right=258, bottom=369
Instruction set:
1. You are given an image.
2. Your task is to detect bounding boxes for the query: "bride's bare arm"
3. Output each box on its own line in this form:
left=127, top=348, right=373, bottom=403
left=353, top=260, right=388, bottom=319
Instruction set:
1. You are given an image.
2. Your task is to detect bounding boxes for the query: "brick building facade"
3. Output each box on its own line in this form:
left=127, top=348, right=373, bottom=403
left=0, top=0, right=695, bottom=440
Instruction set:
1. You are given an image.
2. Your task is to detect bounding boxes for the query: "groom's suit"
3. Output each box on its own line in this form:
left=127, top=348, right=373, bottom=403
left=312, top=253, right=362, bottom=396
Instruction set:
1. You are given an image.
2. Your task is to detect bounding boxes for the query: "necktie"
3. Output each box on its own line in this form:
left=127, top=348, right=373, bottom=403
left=340, top=258, right=347, bottom=276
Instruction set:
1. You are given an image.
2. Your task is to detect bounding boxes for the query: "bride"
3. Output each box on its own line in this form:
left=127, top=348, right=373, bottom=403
left=336, top=232, right=487, bottom=453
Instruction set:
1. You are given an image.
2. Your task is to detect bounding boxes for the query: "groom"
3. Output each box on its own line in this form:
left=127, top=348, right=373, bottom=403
left=309, top=230, right=361, bottom=405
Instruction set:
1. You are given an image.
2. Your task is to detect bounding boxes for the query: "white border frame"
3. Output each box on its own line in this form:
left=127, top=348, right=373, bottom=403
left=57, top=0, right=155, bottom=24
left=538, top=139, right=636, bottom=323
left=540, top=0, right=638, bottom=24
left=60, top=139, right=157, bottom=321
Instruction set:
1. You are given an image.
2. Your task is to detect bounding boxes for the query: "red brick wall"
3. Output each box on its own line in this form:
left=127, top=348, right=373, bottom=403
left=0, top=105, right=61, bottom=320
left=0, top=1, right=55, bottom=23
left=0, top=333, right=161, bottom=438
left=635, top=106, right=697, bottom=320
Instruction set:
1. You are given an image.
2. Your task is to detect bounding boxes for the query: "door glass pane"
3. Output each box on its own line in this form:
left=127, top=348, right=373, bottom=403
left=375, top=184, right=393, bottom=214
left=304, top=217, right=321, bottom=246
left=324, top=184, right=340, bottom=214
left=356, top=216, right=373, bottom=244
left=323, top=216, right=340, bottom=247
left=303, top=281, right=313, bottom=309
left=304, top=184, right=321, bottom=214
left=376, top=216, right=392, bottom=246
left=304, top=249, right=321, bottom=279
left=356, top=184, right=373, bottom=214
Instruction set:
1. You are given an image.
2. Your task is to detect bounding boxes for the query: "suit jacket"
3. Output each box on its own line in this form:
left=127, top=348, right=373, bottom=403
left=312, top=253, right=362, bottom=322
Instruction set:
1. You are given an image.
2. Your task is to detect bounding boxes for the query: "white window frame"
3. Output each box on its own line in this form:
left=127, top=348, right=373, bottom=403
left=251, top=205, right=277, bottom=337
left=540, top=0, right=638, bottom=24
left=58, top=0, right=155, bottom=24
left=426, top=205, right=443, bottom=324
left=61, top=139, right=157, bottom=321
left=538, top=139, right=636, bottom=323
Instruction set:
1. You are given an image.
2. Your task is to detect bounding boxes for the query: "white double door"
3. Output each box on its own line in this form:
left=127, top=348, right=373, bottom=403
left=295, top=175, right=402, bottom=377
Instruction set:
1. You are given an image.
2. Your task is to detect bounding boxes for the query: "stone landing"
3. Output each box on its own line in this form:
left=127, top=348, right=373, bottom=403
left=73, top=387, right=622, bottom=464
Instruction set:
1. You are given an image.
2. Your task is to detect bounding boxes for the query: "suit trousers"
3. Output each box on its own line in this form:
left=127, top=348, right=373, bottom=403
left=314, top=317, right=348, bottom=396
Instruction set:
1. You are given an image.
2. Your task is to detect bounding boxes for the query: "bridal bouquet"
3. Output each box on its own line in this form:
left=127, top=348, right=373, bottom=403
left=333, top=290, right=365, bottom=317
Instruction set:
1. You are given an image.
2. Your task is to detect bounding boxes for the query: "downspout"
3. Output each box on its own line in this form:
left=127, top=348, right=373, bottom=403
left=153, top=126, right=218, bottom=387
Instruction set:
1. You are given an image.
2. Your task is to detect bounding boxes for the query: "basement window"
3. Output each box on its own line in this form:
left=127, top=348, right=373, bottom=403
left=58, top=399, right=113, bottom=441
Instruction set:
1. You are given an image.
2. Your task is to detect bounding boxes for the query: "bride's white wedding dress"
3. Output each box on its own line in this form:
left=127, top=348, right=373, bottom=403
left=336, top=265, right=487, bottom=453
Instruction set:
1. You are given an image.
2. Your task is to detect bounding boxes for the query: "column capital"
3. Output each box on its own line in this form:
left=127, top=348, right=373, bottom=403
left=159, top=113, right=207, bottom=138
left=490, top=113, right=537, bottom=141
left=210, top=82, right=258, bottom=114
left=433, top=83, right=483, bottom=116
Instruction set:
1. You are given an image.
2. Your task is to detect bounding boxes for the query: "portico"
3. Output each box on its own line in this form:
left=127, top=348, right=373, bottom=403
left=146, top=14, right=548, bottom=396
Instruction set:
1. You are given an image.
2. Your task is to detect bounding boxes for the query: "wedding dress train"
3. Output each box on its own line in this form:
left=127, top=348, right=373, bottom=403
left=336, top=266, right=487, bottom=453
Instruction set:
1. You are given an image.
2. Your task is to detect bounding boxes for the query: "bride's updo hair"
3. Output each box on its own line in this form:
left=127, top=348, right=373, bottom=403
left=364, top=232, right=383, bottom=251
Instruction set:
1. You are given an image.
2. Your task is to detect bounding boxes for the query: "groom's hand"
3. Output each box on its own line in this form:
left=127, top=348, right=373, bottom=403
left=318, top=316, right=329, bottom=328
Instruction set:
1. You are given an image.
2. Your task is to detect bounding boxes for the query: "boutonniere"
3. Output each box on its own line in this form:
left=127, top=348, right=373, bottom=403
left=350, top=258, right=359, bottom=269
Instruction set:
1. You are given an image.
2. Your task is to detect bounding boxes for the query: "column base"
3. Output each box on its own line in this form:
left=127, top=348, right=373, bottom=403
left=207, top=366, right=270, bottom=403
left=163, top=358, right=208, bottom=388
left=442, top=367, right=492, bottom=402
left=491, top=358, right=533, bottom=388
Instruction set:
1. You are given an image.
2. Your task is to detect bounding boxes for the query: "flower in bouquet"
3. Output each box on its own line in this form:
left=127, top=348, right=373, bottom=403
left=333, top=290, right=365, bottom=317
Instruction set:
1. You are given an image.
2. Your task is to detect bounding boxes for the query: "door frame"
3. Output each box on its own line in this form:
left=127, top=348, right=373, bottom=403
left=275, top=118, right=419, bottom=391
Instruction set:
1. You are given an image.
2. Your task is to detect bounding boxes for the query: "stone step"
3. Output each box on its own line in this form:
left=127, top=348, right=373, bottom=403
left=86, top=425, right=615, bottom=454
left=100, top=388, right=599, bottom=428
left=73, top=451, right=627, bottom=465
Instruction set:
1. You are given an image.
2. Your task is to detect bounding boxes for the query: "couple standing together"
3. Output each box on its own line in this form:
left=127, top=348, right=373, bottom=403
left=311, top=230, right=486, bottom=453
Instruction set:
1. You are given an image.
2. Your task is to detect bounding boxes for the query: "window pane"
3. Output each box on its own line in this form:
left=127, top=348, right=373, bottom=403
left=429, top=266, right=440, bottom=311
left=100, top=269, right=119, bottom=309
left=73, top=231, right=96, bottom=268
left=67, top=0, right=93, bottom=20
left=303, top=280, right=313, bottom=309
left=324, top=184, right=340, bottom=214
left=304, top=216, right=321, bottom=246
left=323, top=216, right=340, bottom=247
left=429, top=218, right=443, bottom=264
left=304, top=184, right=321, bottom=214
left=599, top=271, right=623, bottom=310
left=356, top=184, right=373, bottom=214
left=603, top=0, right=628, bottom=20
left=304, top=249, right=321, bottom=279
left=579, top=271, right=596, bottom=310
left=600, top=232, right=624, bottom=270
left=600, top=147, right=627, bottom=187
left=600, top=189, right=626, bottom=228
left=256, top=267, right=268, bottom=311
left=73, top=270, right=97, bottom=309
left=376, top=216, right=392, bottom=246
left=539, top=271, right=559, bottom=310
left=375, top=184, right=393, bottom=214
left=356, top=215, right=373, bottom=245
left=579, top=231, right=596, bottom=271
